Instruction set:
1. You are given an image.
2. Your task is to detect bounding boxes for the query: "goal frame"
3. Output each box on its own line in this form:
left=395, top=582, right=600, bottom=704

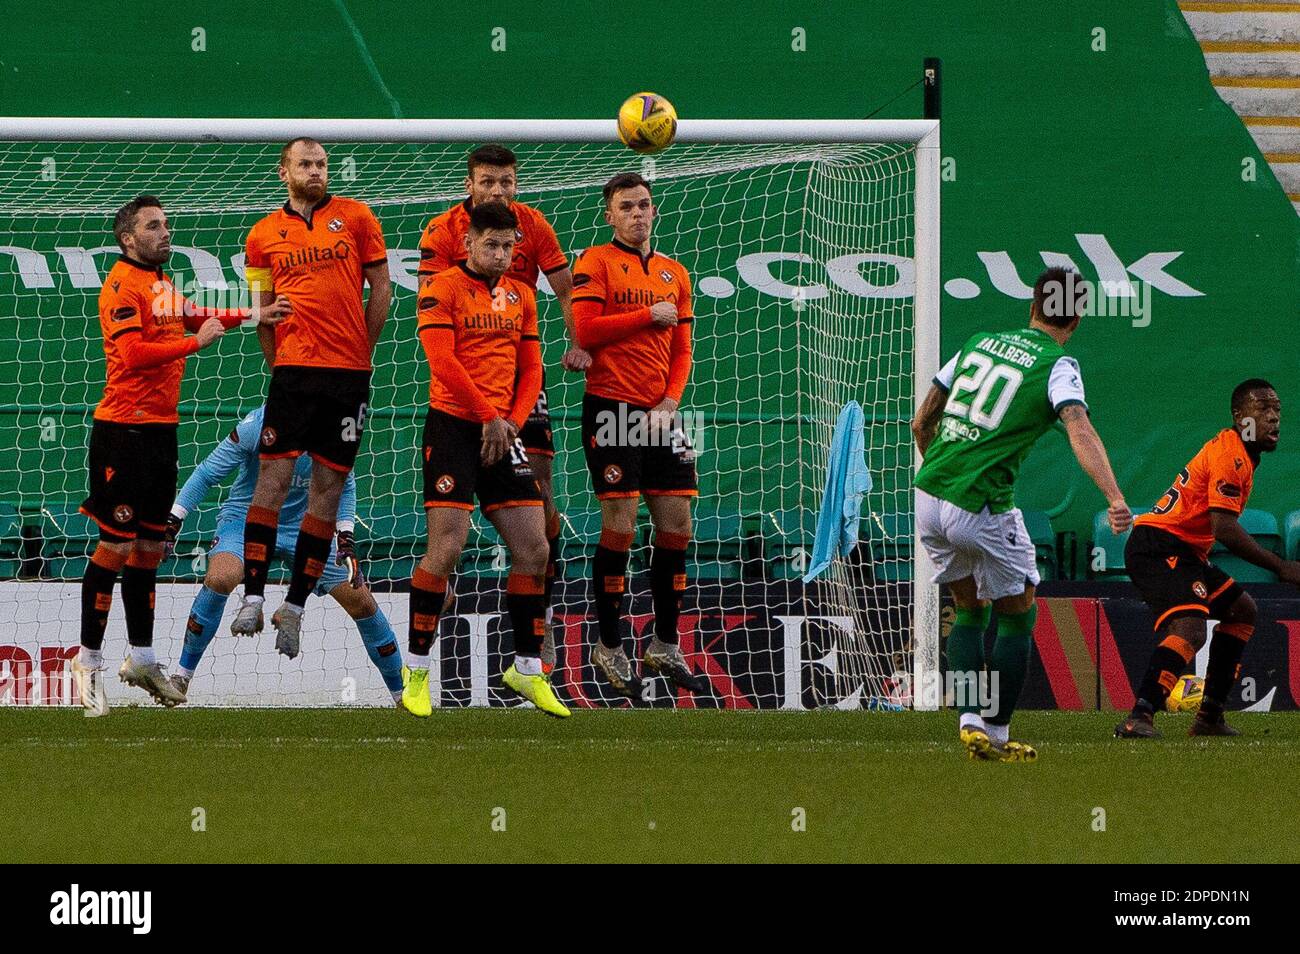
left=0, top=115, right=940, bottom=709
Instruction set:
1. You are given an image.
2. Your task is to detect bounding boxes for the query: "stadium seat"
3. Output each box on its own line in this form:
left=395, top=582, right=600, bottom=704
left=36, top=503, right=99, bottom=579
left=762, top=509, right=814, bottom=580
left=1285, top=510, right=1300, bottom=562
left=1090, top=509, right=1142, bottom=581
left=868, top=512, right=913, bottom=582
left=689, top=510, right=745, bottom=580
left=1211, top=508, right=1280, bottom=583
left=354, top=506, right=425, bottom=582
left=0, top=503, right=22, bottom=579
left=1021, top=509, right=1058, bottom=582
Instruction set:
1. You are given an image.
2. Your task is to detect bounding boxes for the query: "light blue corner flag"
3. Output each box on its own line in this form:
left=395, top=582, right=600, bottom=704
left=803, top=401, right=873, bottom=583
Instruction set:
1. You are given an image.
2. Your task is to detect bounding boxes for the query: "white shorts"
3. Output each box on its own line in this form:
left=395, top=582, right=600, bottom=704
left=916, top=488, right=1040, bottom=601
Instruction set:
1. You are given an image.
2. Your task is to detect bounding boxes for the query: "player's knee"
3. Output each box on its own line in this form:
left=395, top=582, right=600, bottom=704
left=334, top=585, right=377, bottom=619
left=1168, top=616, right=1207, bottom=651
left=1227, top=591, right=1256, bottom=626
left=204, top=566, right=240, bottom=595
left=512, top=535, right=549, bottom=573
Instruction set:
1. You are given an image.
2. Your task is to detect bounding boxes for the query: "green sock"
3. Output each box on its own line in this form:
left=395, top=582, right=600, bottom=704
left=947, top=605, right=991, bottom=715
left=987, top=604, right=1037, bottom=727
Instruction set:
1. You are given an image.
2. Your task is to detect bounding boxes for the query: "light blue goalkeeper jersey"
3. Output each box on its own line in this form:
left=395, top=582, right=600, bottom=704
left=172, top=406, right=357, bottom=531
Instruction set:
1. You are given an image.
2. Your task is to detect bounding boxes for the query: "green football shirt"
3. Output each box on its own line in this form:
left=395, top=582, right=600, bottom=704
left=915, top=326, right=1087, bottom=514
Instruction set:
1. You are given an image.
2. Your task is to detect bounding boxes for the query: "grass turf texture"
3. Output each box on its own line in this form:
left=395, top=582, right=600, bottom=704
left=3, top=709, right=1298, bottom=863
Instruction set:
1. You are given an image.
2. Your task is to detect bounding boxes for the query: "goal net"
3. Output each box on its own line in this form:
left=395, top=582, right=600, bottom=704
left=0, top=118, right=939, bottom=710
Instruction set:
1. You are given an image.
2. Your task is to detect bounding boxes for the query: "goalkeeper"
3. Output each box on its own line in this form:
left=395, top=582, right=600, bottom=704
left=164, top=405, right=405, bottom=705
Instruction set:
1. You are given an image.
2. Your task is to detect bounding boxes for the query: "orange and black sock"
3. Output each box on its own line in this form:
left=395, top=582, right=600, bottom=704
left=1133, top=631, right=1197, bottom=715
left=408, top=566, right=447, bottom=660
left=506, top=572, right=546, bottom=657
left=242, top=505, right=279, bottom=598
left=121, top=548, right=163, bottom=649
left=593, top=528, right=633, bottom=649
left=286, top=513, right=334, bottom=607
left=80, top=543, right=126, bottom=650
left=1202, top=622, right=1253, bottom=715
left=649, top=530, right=690, bottom=645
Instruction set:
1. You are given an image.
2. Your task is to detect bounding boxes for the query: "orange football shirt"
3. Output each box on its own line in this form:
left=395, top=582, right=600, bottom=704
left=572, top=241, right=693, bottom=406
left=417, top=199, right=568, bottom=289
left=95, top=257, right=199, bottom=424
left=416, top=265, right=540, bottom=422
left=244, top=195, right=387, bottom=371
left=1135, top=428, right=1255, bottom=559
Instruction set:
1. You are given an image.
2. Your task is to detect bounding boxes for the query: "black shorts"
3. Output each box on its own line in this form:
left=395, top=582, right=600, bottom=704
left=581, top=393, right=698, bottom=501
left=260, top=366, right=371, bottom=472
left=519, top=372, right=554, bottom=460
left=1125, top=524, right=1242, bottom=631
left=421, top=407, right=544, bottom=514
left=81, top=420, right=178, bottom=542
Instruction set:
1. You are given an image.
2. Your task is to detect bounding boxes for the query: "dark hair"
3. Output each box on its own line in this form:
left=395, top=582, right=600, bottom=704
left=280, top=137, right=325, bottom=167
left=467, top=144, right=517, bottom=175
left=468, top=200, right=518, bottom=233
left=1032, top=266, right=1088, bottom=328
left=602, top=172, right=652, bottom=207
left=113, top=195, right=163, bottom=248
left=1231, top=378, right=1276, bottom=413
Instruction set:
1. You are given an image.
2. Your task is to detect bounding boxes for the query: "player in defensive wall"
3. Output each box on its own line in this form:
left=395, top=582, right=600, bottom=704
left=571, top=172, right=706, bottom=699
left=404, top=200, right=569, bottom=718
left=232, top=138, right=393, bottom=659
left=910, top=267, right=1131, bottom=761
left=73, top=195, right=289, bottom=716
left=163, top=404, right=405, bottom=706
left=418, top=144, right=578, bottom=671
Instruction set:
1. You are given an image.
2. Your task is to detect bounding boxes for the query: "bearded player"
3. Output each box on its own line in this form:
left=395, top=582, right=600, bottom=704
left=1115, top=380, right=1300, bottom=739
left=572, top=172, right=706, bottom=699
left=73, top=195, right=288, bottom=716
left=419, top=144, right=577, bottom=671
left=911, top=267, right=1131, bottom=760
left=403, top=201, right=568, bottom=718
left=232, top=138, right=393, bottom=659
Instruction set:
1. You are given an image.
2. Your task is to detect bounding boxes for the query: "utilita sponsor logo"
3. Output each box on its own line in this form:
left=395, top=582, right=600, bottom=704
left=0, top=234, right=1202, bottom=302
left=49, top=884, right=152, bottom=935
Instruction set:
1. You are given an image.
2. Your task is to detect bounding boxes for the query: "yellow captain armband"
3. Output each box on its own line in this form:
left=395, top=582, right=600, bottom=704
left=245, top=266, right=274, bottom=295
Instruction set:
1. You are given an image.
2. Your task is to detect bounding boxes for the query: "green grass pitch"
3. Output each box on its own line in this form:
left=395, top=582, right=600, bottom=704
left=3, top=709, right=1298, bottom=863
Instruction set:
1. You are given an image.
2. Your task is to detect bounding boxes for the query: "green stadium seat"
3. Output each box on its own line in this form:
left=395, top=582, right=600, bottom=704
left=762, top=509, right=813, bottom=580
left=867, top=512, right=912, bottom=582
left=0, top=503, right=22, bottom=578
left=1211, top=508, right=1279, bottom=583
left=1284, top=510, right=1300, bottom=561
left=559, top=510, right=602, bottom=579
left=354, top=506, right=425, bottom=582
left=1090, top=509, right=1143, bottom=581
left=1021, top=509, right=1057, bottom=582
left=37, top=503, right=99, bottom=579
left=690, top=510, right=745, bottom=580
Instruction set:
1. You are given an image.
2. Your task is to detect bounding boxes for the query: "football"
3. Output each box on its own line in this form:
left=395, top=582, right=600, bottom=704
left=617, top=91, right=678, bottom=153
left=1167, top=674, right=1206, bottom=713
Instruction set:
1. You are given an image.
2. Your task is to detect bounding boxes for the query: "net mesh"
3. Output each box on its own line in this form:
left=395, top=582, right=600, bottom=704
left=0, top=137, right=920, bottom=708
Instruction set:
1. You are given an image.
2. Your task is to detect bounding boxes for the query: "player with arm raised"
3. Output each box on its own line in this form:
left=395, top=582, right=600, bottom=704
left=232, top=137, right=393, bottom=659
left=911, top=266, right=1131, bottom=760
left=418, top=144, right=577, bottom=671
left=1115, top=380, right=1298, bottom=739
left=572, top=172, right=705, bottom=699
left=163, top=405, right=405, bottom=705
left=72, top=195, right=288, bottom=716
left=403, top=201, right=568, bottom=718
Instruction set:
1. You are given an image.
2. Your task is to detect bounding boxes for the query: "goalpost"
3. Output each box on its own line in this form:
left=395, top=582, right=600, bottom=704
left=0, top=117, right=939, bottom=710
